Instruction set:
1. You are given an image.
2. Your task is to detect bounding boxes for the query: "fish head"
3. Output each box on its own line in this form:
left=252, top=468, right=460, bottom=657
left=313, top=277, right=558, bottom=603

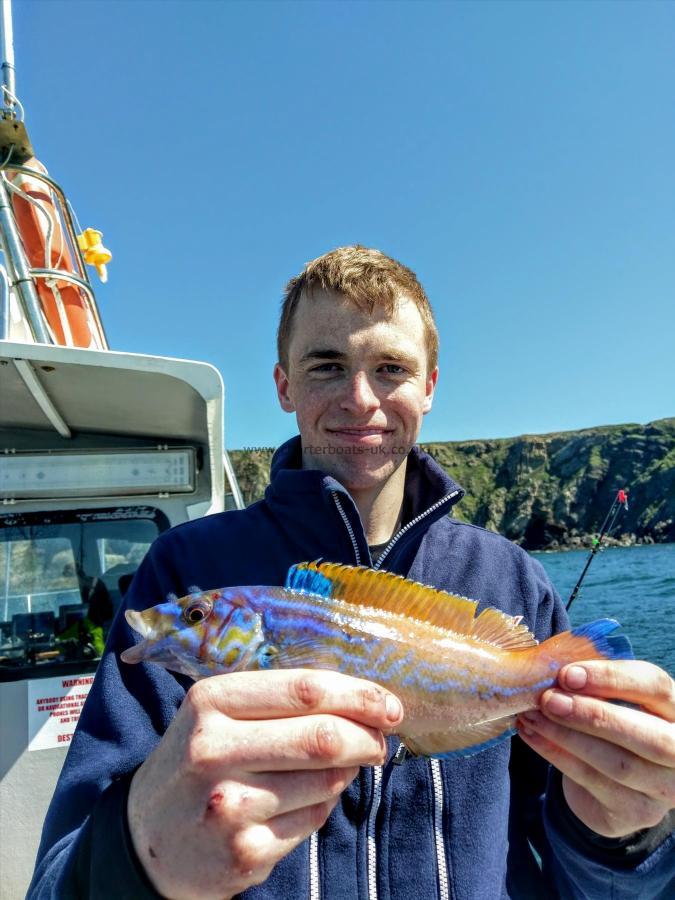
left=120, top=588, right=266, bottom=680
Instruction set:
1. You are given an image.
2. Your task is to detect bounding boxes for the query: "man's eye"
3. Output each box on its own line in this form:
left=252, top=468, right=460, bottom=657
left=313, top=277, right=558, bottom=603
left=310, top=363, right=343, bottom=373
left=380, top=364, right=406, bottom=375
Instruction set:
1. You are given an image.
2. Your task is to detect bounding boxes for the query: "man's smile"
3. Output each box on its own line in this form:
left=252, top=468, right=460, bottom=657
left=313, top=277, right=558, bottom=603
left=326, top=426, right=393, bottom=442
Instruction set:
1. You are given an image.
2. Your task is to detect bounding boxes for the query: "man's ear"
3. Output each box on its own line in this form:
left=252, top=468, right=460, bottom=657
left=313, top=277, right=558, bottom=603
left=273, top=363, right=296, bottom=413
left=423, top=366, right=439, bottom=415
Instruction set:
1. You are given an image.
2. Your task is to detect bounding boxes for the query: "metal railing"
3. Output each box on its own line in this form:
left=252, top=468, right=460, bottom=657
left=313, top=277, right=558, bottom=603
left=0, top=163, right=108, bottom=348
left=0, top=260, right=9, bottom=339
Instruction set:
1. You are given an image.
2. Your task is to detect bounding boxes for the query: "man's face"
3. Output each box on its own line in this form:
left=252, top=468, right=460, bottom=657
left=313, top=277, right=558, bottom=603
left=274, top=289, right=438, bottom=494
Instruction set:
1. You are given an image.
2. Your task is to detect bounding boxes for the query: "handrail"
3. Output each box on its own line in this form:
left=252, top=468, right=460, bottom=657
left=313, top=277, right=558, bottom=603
left=31, top=268, right=100, bottom=297
left=0, top=174, right=49, bottom=341
left=0, top=261, right=9, bottom=339
left=0, top=164, right=109, bottom=348
left=223, top=450, right=245, bottom=510
left=6, top=164, right=90, bottom=279
left=29, top=268, right=107, bottom=348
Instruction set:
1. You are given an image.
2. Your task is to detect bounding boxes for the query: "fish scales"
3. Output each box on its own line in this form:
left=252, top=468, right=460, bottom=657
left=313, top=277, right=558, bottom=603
left=122, top=561, right=633, bottom=758
left=253, top=590, right=554, bottom=730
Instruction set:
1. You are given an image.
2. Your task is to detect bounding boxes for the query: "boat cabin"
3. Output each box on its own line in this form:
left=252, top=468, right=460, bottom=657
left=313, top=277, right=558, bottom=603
left=0, top=340, right=243, bottom=895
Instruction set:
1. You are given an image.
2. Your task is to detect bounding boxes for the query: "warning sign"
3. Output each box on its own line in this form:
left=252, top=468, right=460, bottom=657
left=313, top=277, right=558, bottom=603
left=27, top=673, right=95, bottom=751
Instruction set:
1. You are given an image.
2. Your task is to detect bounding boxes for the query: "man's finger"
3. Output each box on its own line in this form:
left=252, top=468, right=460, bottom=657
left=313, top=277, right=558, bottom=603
left=538, top=689, right=675, bottom=767
left=517, top=726, right=638, bottom=810
left=243, top=799, right=336, bottom=871
left=558, top=659, right=675, bottom=721
left=220, top=801, right=335, bottom=891
left=188, top=669, right=403, bottom=730
left=222, top=766, right=361, bottom=822
left=223, top=714, right=388, bottom=772
left=518, top=711, right=675, bottom=804
left=516, top=728, right=668, bottom=836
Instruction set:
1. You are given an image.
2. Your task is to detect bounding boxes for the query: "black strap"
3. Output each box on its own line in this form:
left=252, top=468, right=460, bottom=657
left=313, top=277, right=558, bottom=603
left=74, top=771, right=163, bottom=899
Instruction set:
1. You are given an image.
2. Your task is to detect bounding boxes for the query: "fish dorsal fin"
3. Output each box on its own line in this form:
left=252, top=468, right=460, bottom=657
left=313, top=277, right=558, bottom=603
left=286, top=562, right=538, bottom=648
left=285, top=562, right=335, bottom=599
left=287, top=561, right=477, bottom=634
left=471, top=608, right=539, bottom=649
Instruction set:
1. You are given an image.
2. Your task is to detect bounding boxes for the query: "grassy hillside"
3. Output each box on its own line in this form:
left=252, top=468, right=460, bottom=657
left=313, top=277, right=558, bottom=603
left=230, top=418, right=675, bottom=549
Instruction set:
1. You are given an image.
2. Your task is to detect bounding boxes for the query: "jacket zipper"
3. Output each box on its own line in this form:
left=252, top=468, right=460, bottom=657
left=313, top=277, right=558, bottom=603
left=310, top=488, right=460, bottom=900
left=331, top=491, right=362, bottom=566
left=374, top=490, right=461, bottom=570
left=430, top=759, right=450, bottom=900
left=366, top=764, right=383, bottom=900
left=309, top=831, right=320, bottom=900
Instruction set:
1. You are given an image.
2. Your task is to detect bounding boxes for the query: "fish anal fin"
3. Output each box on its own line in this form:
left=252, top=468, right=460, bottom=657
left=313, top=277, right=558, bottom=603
left=402, top=715, right=518, bottom=759
left=472, top=607, right=539, bottom=650
left=288, top=562, right=478, bottom=635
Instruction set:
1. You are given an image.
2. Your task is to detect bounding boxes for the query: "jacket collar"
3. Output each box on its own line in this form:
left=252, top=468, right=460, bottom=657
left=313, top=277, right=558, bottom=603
left=265, top=436, right=464, bottom=564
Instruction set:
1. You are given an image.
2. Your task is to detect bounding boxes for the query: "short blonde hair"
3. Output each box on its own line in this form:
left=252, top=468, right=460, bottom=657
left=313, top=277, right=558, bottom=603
left=277, top=245, right=439, bottom=373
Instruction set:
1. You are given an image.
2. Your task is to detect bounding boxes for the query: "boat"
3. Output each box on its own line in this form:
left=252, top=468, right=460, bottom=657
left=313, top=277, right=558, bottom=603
left=0, top=2, right=244, bottom=894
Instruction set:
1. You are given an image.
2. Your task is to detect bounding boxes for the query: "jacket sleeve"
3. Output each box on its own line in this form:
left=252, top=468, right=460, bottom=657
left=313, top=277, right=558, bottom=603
left=514, top=555, right=675, bottom=899
left=543, top=771, right=675, bottom=900
left=26, top=535, right=187, bottom=899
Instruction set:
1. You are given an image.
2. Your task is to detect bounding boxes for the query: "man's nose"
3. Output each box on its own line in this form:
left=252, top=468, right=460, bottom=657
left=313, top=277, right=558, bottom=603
left=340, top=372, right=380, bottom=413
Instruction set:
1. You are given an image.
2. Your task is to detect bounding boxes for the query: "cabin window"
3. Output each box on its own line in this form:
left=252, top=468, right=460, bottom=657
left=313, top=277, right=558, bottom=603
left=0, top=507, right=168, bottom=680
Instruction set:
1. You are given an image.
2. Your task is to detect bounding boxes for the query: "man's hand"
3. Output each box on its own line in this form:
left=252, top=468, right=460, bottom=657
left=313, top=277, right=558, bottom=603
left=126, top=669, right=403, bottom=900
left=517, top=660, right=675, bottom=838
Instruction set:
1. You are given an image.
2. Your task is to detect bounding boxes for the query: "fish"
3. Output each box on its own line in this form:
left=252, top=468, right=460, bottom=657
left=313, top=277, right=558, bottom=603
left=121, top=561, right=633, bottom=758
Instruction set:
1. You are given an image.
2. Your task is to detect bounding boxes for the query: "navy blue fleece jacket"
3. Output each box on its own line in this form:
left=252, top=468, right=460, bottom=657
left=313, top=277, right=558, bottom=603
left=28, top=439, right=675, bottom=899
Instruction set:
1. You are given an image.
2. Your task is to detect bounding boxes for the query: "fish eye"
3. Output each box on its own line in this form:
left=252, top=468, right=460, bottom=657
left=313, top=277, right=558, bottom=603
left=183, top=598, right=213, bottom=626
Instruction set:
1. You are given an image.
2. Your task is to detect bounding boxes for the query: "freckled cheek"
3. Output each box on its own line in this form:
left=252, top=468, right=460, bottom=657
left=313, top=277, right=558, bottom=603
left=294, top=395, right=329, bottom=429
left=294, top=386, right=344, bottom=423
left=387, top=392, right=426, bottom=432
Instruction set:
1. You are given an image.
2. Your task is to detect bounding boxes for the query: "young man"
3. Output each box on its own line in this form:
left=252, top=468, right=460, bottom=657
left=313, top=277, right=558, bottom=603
left=30, top=247, right=674, bottom=899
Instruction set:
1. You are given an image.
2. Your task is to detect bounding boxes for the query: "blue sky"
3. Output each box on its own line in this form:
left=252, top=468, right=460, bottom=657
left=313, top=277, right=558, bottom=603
left=13, top=0, right=675, bottom=449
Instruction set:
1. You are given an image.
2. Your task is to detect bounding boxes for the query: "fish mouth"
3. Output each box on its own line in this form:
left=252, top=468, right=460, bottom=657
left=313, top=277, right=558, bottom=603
left=125, top=608, right=153, bottom=638
left=121, top=608, right=164, bottom=665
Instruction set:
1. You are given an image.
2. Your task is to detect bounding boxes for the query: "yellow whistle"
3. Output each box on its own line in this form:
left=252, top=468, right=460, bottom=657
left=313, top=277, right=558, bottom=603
left=77, top=228, right=112, bottom=283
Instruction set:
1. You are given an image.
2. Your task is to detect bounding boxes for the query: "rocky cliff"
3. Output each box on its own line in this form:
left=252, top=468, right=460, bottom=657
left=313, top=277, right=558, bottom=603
left=229, top=418, right=675, bottom=550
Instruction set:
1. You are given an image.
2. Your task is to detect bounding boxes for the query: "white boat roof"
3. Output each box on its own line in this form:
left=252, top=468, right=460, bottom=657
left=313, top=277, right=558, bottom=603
left=0, top=341, right=223, bottom=444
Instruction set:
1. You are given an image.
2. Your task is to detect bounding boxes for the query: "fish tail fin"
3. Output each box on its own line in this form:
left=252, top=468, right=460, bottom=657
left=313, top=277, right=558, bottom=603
left=543, top=618, right=634, bottom=664
left=569, top=618, right=634, bottom=661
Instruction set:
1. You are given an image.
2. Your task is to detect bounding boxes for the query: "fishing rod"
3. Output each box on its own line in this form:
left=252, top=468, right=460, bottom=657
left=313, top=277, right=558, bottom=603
left=566, top=488, right=629, bottom=611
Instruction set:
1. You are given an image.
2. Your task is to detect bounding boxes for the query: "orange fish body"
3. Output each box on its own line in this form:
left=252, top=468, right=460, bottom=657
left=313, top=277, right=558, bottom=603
left=122, top=562, right=633, bottom=758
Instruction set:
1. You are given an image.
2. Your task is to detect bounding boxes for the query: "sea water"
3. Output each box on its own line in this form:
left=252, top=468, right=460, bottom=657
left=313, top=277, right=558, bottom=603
left=533, top=543, right=675, bottom=676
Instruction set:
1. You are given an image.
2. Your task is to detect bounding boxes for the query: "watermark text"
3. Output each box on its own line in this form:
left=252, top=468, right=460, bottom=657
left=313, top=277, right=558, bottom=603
left=239, top=444, right=408, bottom=456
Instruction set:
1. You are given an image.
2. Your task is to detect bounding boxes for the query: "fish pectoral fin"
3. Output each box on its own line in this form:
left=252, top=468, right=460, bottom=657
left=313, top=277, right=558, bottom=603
left=272, top=639, right=340, bottom=670
left=402, top=715, right=518, bottom=759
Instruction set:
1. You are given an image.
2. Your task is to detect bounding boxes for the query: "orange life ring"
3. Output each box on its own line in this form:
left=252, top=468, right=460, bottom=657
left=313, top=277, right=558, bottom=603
left=7, top=157, right=104, bottom=348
